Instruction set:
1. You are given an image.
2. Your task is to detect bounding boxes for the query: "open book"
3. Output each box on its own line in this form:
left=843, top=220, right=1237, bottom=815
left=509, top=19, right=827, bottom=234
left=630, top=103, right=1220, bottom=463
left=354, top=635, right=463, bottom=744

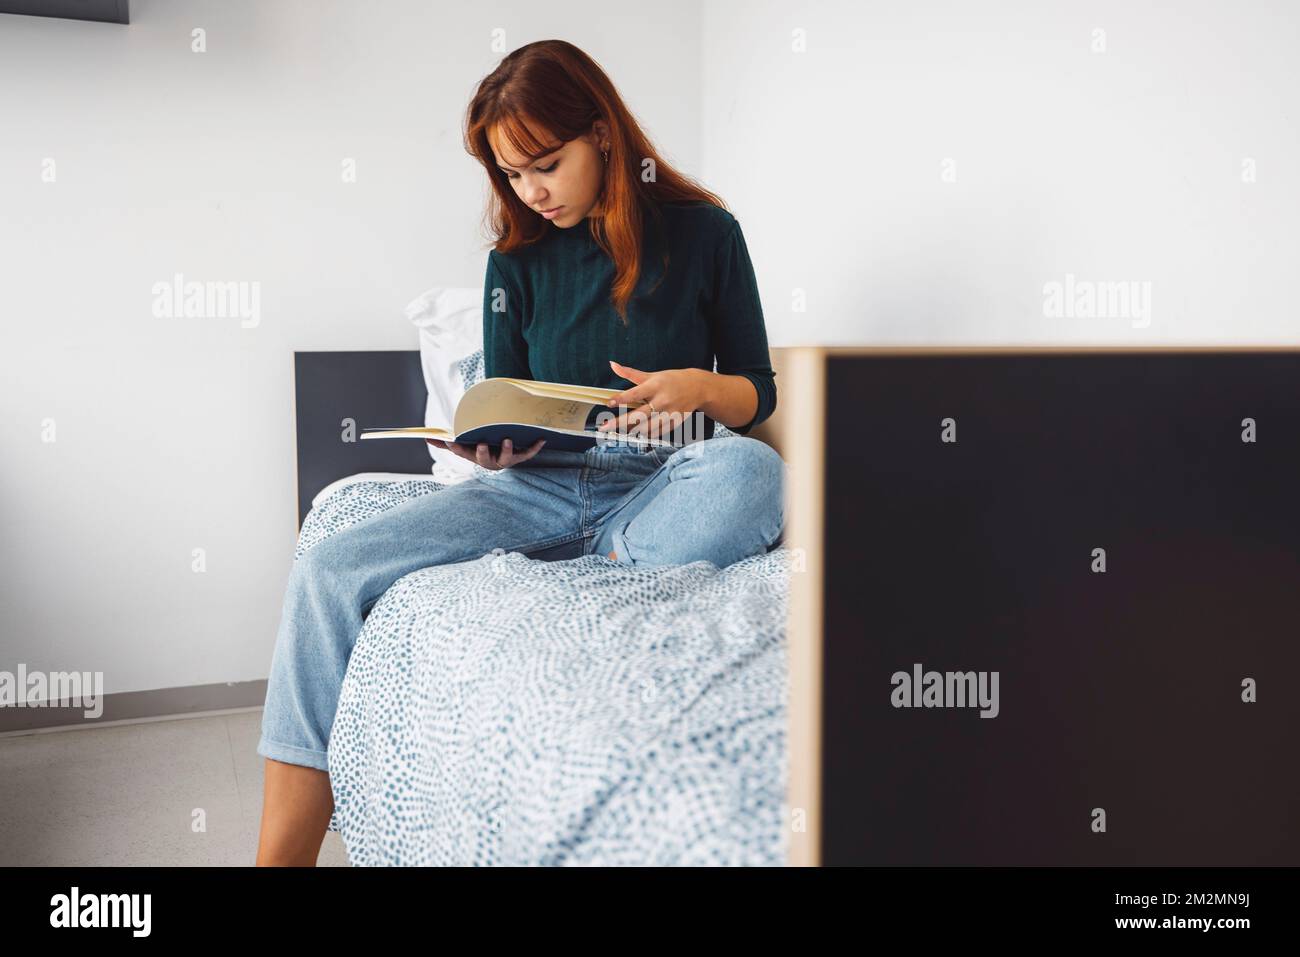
left=360, top=377, right=674, bottom=453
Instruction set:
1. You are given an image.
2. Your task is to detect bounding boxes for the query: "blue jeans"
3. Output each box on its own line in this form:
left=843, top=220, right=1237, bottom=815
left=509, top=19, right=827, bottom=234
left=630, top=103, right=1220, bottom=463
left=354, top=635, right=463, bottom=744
left=258, top=435, right=787, bottom=771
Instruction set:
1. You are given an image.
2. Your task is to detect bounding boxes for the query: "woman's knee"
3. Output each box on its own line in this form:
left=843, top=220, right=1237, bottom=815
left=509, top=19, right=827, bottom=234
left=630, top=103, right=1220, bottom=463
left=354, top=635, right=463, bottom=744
left=292, top=521, right=367, bottom=598
left=696, top=436, right=785, bottom=496
left=644, top=437, right=785, bottom=565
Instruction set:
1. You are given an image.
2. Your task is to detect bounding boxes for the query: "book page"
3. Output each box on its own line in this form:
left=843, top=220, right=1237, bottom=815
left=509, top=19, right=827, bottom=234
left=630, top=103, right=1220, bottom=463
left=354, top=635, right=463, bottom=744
left=496, top=378, right=627, bottom=403
left=454, top=380, right=596, bottom=436
left=495, top=378, right=652, bottom=409
left=359, top=426, right=453, bottom=440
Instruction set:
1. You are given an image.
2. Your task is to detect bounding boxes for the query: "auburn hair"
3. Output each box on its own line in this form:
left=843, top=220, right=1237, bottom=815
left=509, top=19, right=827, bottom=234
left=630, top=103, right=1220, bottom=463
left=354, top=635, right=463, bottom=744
left=465, top=39, right=728, bottom=325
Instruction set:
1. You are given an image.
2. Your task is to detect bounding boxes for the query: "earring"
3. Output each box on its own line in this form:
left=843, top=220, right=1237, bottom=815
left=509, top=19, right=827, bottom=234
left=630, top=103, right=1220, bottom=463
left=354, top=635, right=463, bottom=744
left=601, top=148, right=608, bottom=164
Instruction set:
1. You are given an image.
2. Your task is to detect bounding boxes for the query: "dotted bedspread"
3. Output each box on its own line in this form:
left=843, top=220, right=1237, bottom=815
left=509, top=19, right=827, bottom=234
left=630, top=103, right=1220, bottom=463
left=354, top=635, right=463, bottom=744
left=295, top=476, right=791, bottom=866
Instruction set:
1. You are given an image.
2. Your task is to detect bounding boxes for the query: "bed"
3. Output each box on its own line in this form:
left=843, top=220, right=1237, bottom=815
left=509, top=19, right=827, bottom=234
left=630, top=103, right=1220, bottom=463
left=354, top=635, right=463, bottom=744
left=290, top=348, right=793, bottom=865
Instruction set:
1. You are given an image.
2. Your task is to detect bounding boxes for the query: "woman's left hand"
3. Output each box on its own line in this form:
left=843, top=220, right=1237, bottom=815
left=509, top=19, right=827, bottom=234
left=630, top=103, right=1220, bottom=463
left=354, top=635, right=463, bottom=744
left=598, top=360, right=706, bottom=440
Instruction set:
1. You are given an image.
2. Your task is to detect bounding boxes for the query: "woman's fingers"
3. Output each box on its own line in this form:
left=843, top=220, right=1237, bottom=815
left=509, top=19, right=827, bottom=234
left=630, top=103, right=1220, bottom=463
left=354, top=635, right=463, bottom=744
left=439, top=438, right=547, bottom=470
left=512, top=438, right=547, bottom=464
left=603, top=407, right=666, bottom=439
left=598, top=410, right=646, bottom=435
left=494, top=438, right=547, bottom=468
left=608, top=409, right=658, bottom=438
left=441, top=441, right=494, bottom=466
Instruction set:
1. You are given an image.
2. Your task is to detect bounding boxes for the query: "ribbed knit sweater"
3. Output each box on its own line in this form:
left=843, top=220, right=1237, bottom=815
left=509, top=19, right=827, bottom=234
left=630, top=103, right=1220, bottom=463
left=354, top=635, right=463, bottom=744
left=482, top=200, right=776, bottom=438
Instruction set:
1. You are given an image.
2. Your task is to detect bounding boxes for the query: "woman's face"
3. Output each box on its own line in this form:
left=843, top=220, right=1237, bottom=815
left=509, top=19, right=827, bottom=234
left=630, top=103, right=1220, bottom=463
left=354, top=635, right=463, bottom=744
left=489, top=119, right=609, bottom=227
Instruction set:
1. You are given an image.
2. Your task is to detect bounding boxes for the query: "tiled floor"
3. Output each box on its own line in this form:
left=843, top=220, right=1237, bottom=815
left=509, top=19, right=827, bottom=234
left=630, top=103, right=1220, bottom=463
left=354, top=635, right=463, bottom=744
left=0, top=710, right=348, bottom=866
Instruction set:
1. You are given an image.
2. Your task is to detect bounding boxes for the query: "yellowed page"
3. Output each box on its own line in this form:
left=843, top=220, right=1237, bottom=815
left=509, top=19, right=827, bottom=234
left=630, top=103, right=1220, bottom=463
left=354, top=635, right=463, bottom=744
left=496, top=377, right=651, bottom=407
left=454, top=379, right=596, bottom=435
left=359, top=426, right=453, bottom=440
left=359, top=378, right=652, bottom=442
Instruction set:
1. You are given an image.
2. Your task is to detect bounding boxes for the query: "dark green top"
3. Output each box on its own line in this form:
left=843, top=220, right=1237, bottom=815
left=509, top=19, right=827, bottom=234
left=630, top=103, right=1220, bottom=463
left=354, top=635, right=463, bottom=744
left=482, top=200, right=776, bottom=439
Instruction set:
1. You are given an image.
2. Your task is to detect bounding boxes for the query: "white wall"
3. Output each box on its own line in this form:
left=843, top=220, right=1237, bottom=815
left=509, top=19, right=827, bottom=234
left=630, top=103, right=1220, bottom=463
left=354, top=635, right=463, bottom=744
left=702, top=0, right=1300, bottom=346
left=0, top=0, right=704, bottom=695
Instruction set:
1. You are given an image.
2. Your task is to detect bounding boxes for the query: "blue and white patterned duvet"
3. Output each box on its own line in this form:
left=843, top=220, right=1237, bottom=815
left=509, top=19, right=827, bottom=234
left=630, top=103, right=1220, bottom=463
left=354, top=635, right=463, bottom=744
left=296, top=476, right=791, bottom=865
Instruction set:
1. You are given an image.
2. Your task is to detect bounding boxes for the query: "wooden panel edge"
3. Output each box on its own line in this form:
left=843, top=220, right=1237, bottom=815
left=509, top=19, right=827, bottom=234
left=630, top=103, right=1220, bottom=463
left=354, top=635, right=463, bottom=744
left=291, top=351, right=301, bottom=537
left=785, top=347, right=826, bottom=867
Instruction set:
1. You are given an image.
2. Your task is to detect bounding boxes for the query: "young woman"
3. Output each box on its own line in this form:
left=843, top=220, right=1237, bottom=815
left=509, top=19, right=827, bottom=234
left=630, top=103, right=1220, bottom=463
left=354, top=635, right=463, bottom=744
left=255, top=39, right=785, bottom=865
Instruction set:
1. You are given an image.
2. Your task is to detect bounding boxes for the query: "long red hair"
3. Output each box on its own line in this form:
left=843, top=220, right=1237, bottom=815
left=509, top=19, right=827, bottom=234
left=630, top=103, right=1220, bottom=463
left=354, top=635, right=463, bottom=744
left=465, top=39, right=728, bottom=325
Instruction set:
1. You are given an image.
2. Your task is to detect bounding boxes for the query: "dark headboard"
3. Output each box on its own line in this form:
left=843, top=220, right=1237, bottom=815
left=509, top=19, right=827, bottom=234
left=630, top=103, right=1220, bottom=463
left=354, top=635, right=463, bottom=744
left=0, top=0, right=130, bottom=23
left=294, top=350, right=431, bottom=528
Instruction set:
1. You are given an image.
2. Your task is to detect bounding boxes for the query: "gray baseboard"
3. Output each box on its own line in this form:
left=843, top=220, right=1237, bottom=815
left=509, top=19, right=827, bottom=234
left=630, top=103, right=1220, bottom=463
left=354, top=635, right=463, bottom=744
left=0, top=679, right=267, bottom=734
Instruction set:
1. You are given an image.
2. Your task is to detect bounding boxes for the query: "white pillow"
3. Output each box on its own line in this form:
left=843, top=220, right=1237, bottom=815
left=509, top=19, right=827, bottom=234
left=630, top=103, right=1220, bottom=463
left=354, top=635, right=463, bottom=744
left=406, top=286, right=484, bottom=485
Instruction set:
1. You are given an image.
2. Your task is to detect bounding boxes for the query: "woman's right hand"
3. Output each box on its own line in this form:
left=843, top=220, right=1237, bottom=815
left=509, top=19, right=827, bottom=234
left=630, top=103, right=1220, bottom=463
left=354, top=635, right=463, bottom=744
left=426, top=437, right=546, bottom=470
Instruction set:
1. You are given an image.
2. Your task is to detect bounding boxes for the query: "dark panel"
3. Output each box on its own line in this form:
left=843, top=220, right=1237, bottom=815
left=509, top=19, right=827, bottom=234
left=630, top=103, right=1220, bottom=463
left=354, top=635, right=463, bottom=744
left=0, top=0, right=129, bottom=24
left=822, top=352, right=1300, bottom=865
left=294, top=351, right=431, bottom=529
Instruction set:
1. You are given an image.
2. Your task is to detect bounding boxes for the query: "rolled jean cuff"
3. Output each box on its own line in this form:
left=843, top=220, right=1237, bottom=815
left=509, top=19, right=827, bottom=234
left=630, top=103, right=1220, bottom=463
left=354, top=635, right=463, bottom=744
left=609, top=520, right=635, bottom=567
left=257, top=735, right=329, bottom=772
